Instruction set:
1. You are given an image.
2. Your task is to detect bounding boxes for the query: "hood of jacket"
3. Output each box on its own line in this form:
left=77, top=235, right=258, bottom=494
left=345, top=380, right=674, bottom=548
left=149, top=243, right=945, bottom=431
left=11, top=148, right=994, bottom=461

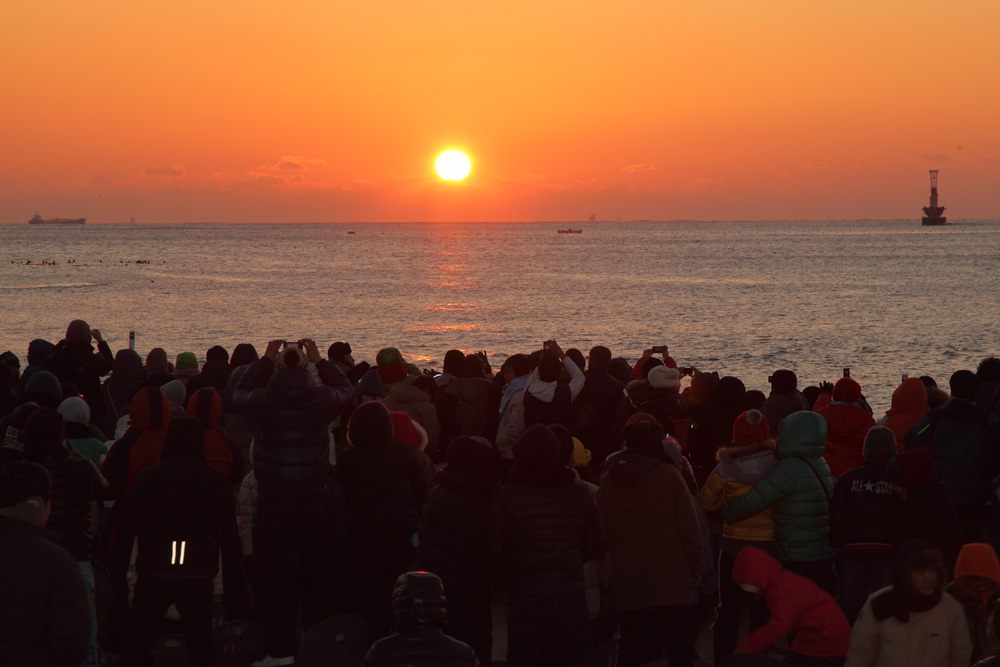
left=954, top=542, right=1000, bottom=607
left=886, top=378, right=929, bottom=417
left=732, top=546, right=783, bottom=594
left=604, top=450, right=670, bottom=491
left=445, top=376, right=493, bottom=403
left=23, top=370, right=63, bottom=407
left=160, top=416, right=206, bottom=462
left=129, top=386, right=173, bottom=430
left=775, top=410, right=827, bottom=460
left=26, top=339, right=55, bottom=365
left=186, top=388, right=222, bottom=430
left=265, top=365, right=317, bottom=406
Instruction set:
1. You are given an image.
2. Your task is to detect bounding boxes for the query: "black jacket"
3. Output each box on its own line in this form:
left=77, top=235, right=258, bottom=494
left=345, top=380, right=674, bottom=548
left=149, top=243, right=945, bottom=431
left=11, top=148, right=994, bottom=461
left=39, top=447, right=105, bottom=561
left=46, top=340, right=114, bottom=420
left=232, top=358, right=352, bottom=496
left=0, top=517, right=91, bottom=667
left=574, top=369, right=626, bottom=462
left=523, top=383, right=574, bottom=430
left=637, top=387, right=688, bottom=437
left=489, top=466, right=604, bottom=596
left=364, top=628, right=480, bottom=667
left=902, top=478, right=966, bottom=574
left=415, top=470, right=494, bottom=601
left=829, top=461, right=904, bottom=553
left=338, top=440, right=428, bottom=539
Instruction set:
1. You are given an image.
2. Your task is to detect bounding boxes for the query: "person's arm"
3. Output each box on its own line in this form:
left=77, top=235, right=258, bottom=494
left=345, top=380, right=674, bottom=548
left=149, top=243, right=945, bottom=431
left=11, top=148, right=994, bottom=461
left=698, top=469, right=726, bottom=512
left=948, top=600, right=973, bottom=667
left=721, top=462, right=794, bottom=523
left=581, top=489, right=605, bottom=562
left=408, top=448, right=429, bottom=513
left=217, top=480, right=252, bottom=619
left=306, top=339, right=354, bottom=408
left=232, top=344, right=279, bottom=411
left=905, top=413, right=933, bottom=450
left=844, top=600, right=881, bottom=667
left=563, top=356, right=586, bottom=401
left=91, top=329, right=114, bottom=376
left=100, top=433, right=136, bottom=502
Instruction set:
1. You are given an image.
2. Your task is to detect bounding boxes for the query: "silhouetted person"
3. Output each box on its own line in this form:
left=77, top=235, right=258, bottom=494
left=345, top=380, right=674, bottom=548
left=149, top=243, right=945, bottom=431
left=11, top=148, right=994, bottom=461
left=46, top=320, right=114, bottom=425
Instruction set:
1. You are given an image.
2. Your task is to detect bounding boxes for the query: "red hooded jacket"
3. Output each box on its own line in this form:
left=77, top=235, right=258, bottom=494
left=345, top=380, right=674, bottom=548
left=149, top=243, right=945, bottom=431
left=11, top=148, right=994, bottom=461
left=732, top=547, right=851, bottom=657
left=814, top=392, right=876, bottom=478
left=101, top=386, right=173, bottom=500
left=187, top=388, right=244, bottom=486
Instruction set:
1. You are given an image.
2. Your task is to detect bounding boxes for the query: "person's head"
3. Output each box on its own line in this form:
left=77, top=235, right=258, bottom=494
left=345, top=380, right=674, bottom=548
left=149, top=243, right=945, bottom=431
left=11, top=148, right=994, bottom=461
left=550, top=424, right=576, bottom=465
left=890, top=540, right=947, bottom=621
left=511, top=424, right=562, bottom=470
left=608, top=357, right=632, bottom=384
left=647, top=366, right=681, bottom=392
left=23, top=370, right=63, bottom=408
left=391, top=571, right=448, bottom=631
left=347, top=401, right=394, bottom=447
left=621, top=419, right=666, bottom=456
left=953, top=542, right=1000, bottom=604
left=327, top=342, right=354, bottom=366
left=588, top=346, right=611, bottom=372
left=65, top=319, right=91, bottom=345
left=160, top=417, right=206, bottom=462
left=145, top=347, right=170, bottom=375
left=977, top=357, right=1000, bottom=384
left=0, top=462, right=51, bottom=526
left=275, top=345, right=308, bottom=371
left=175, top=351, right=199, bottom=373
left=950, top=370, right=978, bottom=401
left=920, top=375, right=938, bottom=388
left=205, top=345, right=229, bottom=365
left=768, top=369, right=798, bottom=395
left=733, top=410, right=770, bottom=447
left=446, top=437, right=496, bottom=484
left=463, top=354, right=485, bottom=379
left=58, top=397, right=91, bottom=427
left=442, top=349, right=465, bottom=377
left=22, top=408, right=65, bottom=462
left=186, top=388, right=222, bottom=430
left=640, top=356, right=663, bottom=379
left=230, top=343, right=259, bottom=368
left=801, top=385, right=821, bottom=409
left=505, top=354, right=531, bottom=382
left=129, top=386, right=173, bottom=430
left=832, top=377, right=863, bottom=403
left=743, top=390, right=766, bottom=411
left=863, top=426, right=897, bottom=463
left=0, top=351, right=20, bottom=383
left=536, top=351, right=562, bottom=383
left=565, top=348, right=586, bottom=372
left=111, top=348, right=144, bottom=380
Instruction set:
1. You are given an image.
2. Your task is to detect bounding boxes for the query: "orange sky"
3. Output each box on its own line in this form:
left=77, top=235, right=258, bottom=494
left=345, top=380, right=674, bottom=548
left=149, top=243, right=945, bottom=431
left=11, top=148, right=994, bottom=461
left=2, top=1, right=998, bottom=222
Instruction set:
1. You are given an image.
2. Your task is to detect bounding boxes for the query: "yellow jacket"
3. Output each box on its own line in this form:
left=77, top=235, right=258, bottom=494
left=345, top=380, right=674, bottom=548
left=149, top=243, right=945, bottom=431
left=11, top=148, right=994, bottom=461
left=699, top=441, right=776, bottom=541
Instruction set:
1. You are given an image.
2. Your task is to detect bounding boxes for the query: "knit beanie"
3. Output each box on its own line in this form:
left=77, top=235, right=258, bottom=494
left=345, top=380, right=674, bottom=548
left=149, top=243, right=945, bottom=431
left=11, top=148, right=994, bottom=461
left=355, top=368, right=384, bottom=398
left=648, top=365, right=681, bottom=390
left=348, top=401, right=394, bottom=447
left=23, top=371, right=63, bottom=407
left=511, top=424, right=562, bottom=468
left=863, top=426, right=897, bottom=462
left=389, top=411, right=424, bottom=450
left=890, top=448, right=936, bottom=492
left=768, top=369, right=798, bottom=394
left=175, top=352, right=198, bottom=371
left=446, top=436, right=497, bottom=483
left=230, top=344, right=259, bottom=368
left=65, top=320, right=91, bottom=345
left=376, top=347, right=405, bottom=367
left=833, top=377, right=863, bottom=403
left=733, top=410, right=770, bottom=446
left=206, top=345, right=229, bottom=364
left=57, top=397, right=91, bottom=426
left=328, top=342, right=352, bottom=361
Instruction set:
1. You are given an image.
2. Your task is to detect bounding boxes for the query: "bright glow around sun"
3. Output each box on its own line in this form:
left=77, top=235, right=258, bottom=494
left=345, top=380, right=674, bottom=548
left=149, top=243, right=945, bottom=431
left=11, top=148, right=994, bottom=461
left=436, top=150, right=471, bottom=181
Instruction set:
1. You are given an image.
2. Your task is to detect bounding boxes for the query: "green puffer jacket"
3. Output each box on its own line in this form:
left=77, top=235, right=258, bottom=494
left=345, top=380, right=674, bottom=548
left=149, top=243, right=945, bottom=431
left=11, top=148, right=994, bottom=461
left=721, top=410, right=834, bottom=563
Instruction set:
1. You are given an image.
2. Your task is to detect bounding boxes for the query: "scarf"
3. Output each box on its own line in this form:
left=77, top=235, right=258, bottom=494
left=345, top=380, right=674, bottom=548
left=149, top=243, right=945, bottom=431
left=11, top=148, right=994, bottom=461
left=499, top=375, right=529, bottom=415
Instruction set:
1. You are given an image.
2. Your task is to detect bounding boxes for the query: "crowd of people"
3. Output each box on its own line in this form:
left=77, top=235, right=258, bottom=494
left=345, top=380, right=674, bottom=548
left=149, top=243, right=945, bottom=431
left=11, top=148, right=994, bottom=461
left=2, top=319, right=1000, bottom=667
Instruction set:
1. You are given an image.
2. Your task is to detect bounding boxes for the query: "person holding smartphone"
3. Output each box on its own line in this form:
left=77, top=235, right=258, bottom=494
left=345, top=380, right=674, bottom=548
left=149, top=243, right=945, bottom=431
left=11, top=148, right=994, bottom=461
left=523, top=340, right=586, bottom=430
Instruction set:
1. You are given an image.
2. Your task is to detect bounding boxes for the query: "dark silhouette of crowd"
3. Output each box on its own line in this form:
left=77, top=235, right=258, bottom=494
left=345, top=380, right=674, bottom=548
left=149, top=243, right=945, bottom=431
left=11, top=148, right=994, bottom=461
left=3, top=321, right=1000, bottom=667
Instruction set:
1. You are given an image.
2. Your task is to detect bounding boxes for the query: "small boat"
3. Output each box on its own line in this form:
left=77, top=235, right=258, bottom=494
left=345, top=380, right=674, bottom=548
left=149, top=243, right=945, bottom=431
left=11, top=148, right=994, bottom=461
left=28, top=213, right=85, bottom=225
left=556, top=228, right=583, bottom=234
left=347, top=231, right=355, bottom=234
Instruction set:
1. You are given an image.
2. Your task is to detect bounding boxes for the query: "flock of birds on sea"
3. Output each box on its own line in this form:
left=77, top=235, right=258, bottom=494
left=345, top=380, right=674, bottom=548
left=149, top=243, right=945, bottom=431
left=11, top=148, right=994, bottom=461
left=13, top=259, right=160, bottom=266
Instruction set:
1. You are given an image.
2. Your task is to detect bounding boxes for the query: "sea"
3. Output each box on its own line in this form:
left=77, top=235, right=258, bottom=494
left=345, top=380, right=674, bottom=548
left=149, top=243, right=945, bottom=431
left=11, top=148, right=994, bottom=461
left=2, top=220, right=998, bottom=410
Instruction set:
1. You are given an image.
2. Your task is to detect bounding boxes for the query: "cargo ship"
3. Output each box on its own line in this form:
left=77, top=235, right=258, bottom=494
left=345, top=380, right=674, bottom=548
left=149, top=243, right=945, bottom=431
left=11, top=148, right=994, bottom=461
left=28, top=213, right=86, bottom=225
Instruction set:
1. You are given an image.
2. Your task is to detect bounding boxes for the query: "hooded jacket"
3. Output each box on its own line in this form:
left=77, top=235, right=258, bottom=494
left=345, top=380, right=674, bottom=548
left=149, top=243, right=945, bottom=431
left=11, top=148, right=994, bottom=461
left=814, top=392, right=877, bottom=478
left=884, top=378, right=929, bottom=452
left=733, top=547, right=850, bottom=656
left=101, top=386, right=173, bottom=501
left=722, top=411, right=834, bottom=563
left=699, top=440, right=776, bottom=541
left=490, top=425, right=604, bottom=596
left=441, top=376, right=493, bottom=439
left=18, top=339, right=56, bottom=395
left=46, top=338, right=114, bottom=421
left=338, top=402, right=428, bottom=539
left=598, top=450, right=704, bottom=609
left=100, top=349, right=145, bottom=436
left=186, top=388, right=244, bottom=485
left=946, top=543, right=1000, bottom=662
left=110, top=419, right=249, bottom=616
left=761, top=391, right=810, bottom=438
left=906, top=398, right=997, bottom=504
left=522, top=358, right=585, bottom=429
left=232, top=357, right=353, bottom=496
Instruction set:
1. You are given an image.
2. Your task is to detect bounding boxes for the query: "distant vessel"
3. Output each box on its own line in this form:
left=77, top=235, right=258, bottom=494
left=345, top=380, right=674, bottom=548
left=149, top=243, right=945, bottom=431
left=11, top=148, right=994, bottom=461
left=28, top=213, right=85, bottom=225
left=921, top=170, right=947, bottom=226
left=557, top=228, right=583, bottom=234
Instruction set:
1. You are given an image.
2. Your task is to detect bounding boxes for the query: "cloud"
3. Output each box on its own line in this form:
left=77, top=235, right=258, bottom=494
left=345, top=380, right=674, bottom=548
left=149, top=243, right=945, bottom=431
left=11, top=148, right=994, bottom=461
left=621, top=164, right=656, bottom=173
left=277, top=161, right=306, bottom=170
left=921, top=153, right=952, bottom=165
left=145, top=166, right=185, bottom=177
left=90, top=176, right=114, bottom=185
left=682, top=178, right=722, bottom=193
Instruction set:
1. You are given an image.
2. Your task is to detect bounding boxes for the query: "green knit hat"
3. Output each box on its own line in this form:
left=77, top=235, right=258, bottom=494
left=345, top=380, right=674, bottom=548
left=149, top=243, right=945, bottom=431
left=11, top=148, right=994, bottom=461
left=175, top=351, right=198, bottom=371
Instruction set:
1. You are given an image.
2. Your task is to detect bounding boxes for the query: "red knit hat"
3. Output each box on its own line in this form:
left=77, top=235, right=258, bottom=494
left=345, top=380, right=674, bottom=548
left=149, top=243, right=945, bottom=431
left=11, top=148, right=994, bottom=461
left=833, top=377, right=862, bottom=403
left=733, top=410, right=770, bottom=446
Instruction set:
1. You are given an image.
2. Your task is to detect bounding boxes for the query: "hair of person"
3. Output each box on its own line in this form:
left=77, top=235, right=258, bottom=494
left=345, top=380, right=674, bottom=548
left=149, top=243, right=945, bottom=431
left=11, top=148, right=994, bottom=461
left=442, top=349, right=466, bottom=376
left=463, top=354, right=485, bottom=379
left=537, top=351, right=563, bottom=383
left=281, top=347, right=303, bottom=368
left=565, top=348, right=586, bottom=372
left=919, top=375, right=937, bottom=388
left=411, top=374, right=437, bottom=395
left=640, top=356, right=663, bottom=379
left=506, top=354, right=531, bottom=378
left=588, top=346, right=612, bottom=370
left=949, top=369, right=978, bottom=400
left=977, top=357, right=1000, bottom=383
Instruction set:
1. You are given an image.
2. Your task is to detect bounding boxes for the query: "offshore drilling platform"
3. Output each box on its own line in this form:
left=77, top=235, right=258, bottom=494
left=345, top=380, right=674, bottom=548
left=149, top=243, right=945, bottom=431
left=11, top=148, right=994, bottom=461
left=921, top=170, right=947, bottom=226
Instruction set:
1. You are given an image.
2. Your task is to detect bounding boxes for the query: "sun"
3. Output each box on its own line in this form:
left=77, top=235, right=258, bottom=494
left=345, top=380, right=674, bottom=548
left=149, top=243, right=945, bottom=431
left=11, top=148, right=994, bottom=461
left=435, top=150, right=471, bottom=181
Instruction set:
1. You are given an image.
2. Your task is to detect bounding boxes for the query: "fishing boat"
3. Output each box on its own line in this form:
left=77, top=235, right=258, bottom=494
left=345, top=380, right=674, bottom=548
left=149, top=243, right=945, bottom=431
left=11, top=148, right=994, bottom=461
left=28, top=213, right=85, bottom=225
left=556, top=228, right=583, bottom=234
